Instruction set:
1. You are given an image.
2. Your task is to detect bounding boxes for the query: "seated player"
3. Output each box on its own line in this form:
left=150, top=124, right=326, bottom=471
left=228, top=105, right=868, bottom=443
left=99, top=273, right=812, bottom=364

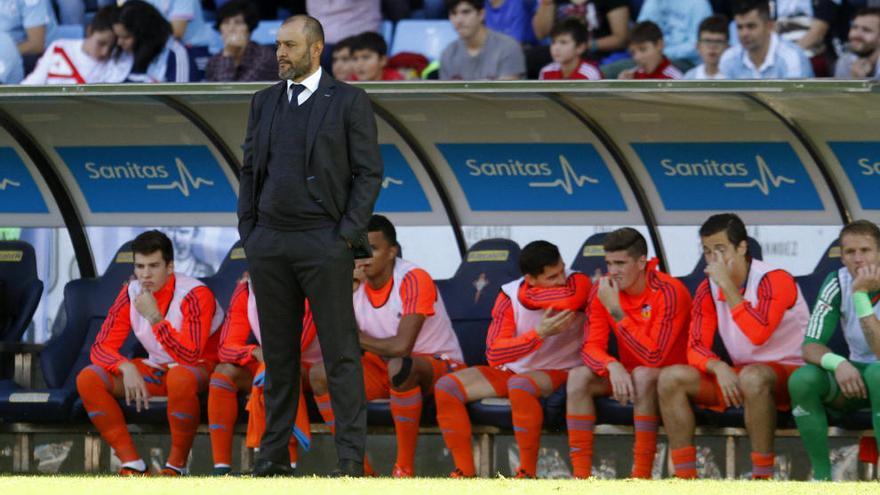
left=789, top=220, right=880, bottom=480
left=566, top=228, right=691, bottom=478
left=308, top=215, right=464, bottom=477
left=207, top=272, right=312, bottom=475
left=435, top=240, right=591, bottom=478
left=658, top=213, right=808, bottom=479
left=76, top=230, right=224, bottom=476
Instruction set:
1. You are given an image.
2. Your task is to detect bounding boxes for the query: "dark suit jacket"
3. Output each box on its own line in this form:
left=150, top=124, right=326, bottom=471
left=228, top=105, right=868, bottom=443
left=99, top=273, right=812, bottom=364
left=237, top=70, right=383, bottom=257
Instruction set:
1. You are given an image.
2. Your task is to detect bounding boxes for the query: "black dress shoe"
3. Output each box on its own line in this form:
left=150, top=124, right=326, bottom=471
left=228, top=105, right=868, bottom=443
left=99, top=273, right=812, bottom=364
left=252, top=459, right=295, bottom=477
left=330, top=459, right=363, bottom=477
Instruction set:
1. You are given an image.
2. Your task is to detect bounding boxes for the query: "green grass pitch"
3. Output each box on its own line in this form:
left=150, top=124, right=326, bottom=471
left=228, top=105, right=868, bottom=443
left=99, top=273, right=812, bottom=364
left=0, top=477, right=877, bottom=495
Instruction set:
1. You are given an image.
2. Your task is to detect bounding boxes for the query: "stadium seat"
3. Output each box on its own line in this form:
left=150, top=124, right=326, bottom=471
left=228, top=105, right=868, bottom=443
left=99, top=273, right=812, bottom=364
left=796, top=239, right=842, bottom=312
left=569, top=232, right=607, bottom=279
left=390, top=20, right=457, bottom=61
left=0, top=241, right=135, bottom=423
left=381, top=20, right=394, bottom=47
left=46, top=24, right=85, bottom=45
left=252, top=20, right=282, bottom=46
left=0, top=240, right=43, bottom=344
left=679, top=236, right=763, bottom=295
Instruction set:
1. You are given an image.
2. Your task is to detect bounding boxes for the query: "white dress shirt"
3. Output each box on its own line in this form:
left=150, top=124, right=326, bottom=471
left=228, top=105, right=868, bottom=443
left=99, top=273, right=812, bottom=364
left=287, top=66, right=323, bottom=105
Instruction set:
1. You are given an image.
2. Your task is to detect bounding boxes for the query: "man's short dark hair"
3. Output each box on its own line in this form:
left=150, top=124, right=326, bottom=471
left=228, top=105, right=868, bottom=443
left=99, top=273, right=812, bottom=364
left=351, top=31, right=388, bottom=57
left=699, top=213, right=749, bottom=253
left=283, top=15, right=324, bottom=45
left=132, top=229, right=174, bottom=263
left=732, top=0, right=771, bottom=20
left=699, top=14, right=730, bottom=39
left=840, top=220, right=880, bottom=248
left=603, top=228, right=648, bottom=259
left=446, top=0, right=484, bottom=14
left=519, top=240, right=562, bottom=277
left=333, top=35, right=357, bottom=55
left=550, top=17, right=589, bottom=46
left=89, top=5, right=118, bottom=33
left=214, top=0, right=260, bottom=33
left=856, top=7, right=880, bottom=21
left=368, top=214, right=397, bottom=247
left=630, top=21, right=664, bottom=45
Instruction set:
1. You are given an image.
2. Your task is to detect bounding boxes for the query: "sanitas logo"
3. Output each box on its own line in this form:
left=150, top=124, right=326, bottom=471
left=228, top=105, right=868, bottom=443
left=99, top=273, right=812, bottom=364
left=86, top=157, right=214, bottom=197
left=382, top=177, right=403, bottom=188
left=661, top=154, right=794, bottom=196
left=466, top=154, right=598, bottom=195
left=858, top=158, right=880, bottom=175
left=0, top=178, right=21, bottom=190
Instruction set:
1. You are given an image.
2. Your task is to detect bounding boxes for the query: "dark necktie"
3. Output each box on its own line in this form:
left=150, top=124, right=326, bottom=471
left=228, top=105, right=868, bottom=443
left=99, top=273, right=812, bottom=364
left=289, top=83, right=306, bottom=106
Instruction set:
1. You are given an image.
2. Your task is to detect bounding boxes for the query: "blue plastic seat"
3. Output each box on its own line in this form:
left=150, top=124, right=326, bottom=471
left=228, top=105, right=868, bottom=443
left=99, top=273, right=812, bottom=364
left=390, top=20, right=457, bottom=61
left=381, top=20, right=394, bottom=47
left=46, top=24, right=85, bottom=45
left=0, top=240, right=43, bottom=344
left=252, top=20, right=282, bottom=46
left=796, top=239, right=842, bottom=312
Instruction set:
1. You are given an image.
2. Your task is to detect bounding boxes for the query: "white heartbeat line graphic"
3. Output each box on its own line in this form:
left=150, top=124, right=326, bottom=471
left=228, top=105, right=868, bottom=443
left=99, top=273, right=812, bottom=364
left=723, top=155, right=795, bottom=196
left=382, top=177, right=403, bottom=189
left=0, top=178, right=21, bottom=190
left=146, top=158, right=214, bottom=197
left=528, top=155, right=598, bottom=195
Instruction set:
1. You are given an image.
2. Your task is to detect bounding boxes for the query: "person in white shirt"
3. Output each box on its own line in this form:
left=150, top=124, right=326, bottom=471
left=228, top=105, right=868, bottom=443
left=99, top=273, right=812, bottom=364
left=685, top=14, right=729, bottom=80
left=23, top=6, right=132, bottom=85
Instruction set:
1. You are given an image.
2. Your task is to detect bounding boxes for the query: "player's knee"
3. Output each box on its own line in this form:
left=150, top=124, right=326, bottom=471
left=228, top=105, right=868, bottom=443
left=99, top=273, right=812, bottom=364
left=213, top=363, right=240, bottom=379
left=658, top=365, right=692, bottom=396
left=788, top=364, right=824, bottom=400
left=633, top=366, right=661, bottom=397
left=167, top=366, right=200, bottom=398
left=507, top=374, right=539, bottom=397
left=435, top=374, right=465, bottom=403
left=77, top=365, right=111, bottom=395
left=567, top=366, right=596, bottom=398
left=739, top=365, right=775, bottom=397
left=863, top=362, right=880, bottom=392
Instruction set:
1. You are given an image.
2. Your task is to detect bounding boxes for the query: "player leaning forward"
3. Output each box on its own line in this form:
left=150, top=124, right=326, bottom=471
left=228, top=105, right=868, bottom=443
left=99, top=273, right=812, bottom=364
left=789, top=220, right=880, bottom=480
left=77, top=230, right=224, bottom=475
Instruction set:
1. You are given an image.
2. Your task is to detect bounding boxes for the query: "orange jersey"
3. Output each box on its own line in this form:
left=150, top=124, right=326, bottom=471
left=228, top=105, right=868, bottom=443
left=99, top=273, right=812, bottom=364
left=217, top=280, right=317, bottom=366
left=485, top=273, right=592, bottom=367
left=581, top=261, right=691, bottom=376
left=363, top=268, right=437, bottom=316
left=688, top=270, right=800, bottom=372
left=91, top=274, right=218, bottom=372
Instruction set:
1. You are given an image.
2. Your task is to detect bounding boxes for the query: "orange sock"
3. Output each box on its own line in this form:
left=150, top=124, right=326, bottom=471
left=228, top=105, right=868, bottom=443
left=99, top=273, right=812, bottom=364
left=207, top=373, right=238, bottom=466
left=671, top=446, right=697, bottom=479
left=290, top=387, right=311, bottom=465
left=632, top=415, right=658, bottom=479
left=166, top=365, right=205, bottom=470
left=288, top=436, right=299, bottom=466
left=566, top=414, right=595, bottom=478
left=751, top=452, right=774, bottom=479
left=390, top=387, right=422, bottom=472
left=315, top=392, right=375, bottom=475
left=77, top=365, right=140, bottom=463
left=508, top=375, right=543, bottom=477
left=435, top=374, right=475, bottom=477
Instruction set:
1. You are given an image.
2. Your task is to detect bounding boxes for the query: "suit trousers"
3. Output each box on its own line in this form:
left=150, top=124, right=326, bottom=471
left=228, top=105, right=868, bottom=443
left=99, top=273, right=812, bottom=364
left=245, top=225, right=366, bottom=465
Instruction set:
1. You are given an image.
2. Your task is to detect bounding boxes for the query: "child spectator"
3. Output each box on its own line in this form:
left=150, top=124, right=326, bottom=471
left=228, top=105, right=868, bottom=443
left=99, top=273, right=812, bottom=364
left=685, top=15, right=729, bottom=79
left=440, top=0, right=526, bottom=80
left=619, top=21, right=683, bottom=79
left=532, top=0, right=630, bottom=62
left=204, top=0, right=277, bottom=82
left=351, top=31, right=404, bottom=81
left=23, top=5, right=131, bottom=84
left=114, top=0, right=195, bottom=83
left=539, top=18, right=602, bottom=79
left=331, top=36, right=358, bottom=81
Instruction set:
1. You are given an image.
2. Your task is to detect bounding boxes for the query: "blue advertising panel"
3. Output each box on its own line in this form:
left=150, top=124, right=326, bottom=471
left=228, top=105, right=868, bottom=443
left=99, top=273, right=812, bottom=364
left=0, top=147, right=48, bottom=213
left=375, top=144, right=431, bottom=213
left=827, top=141, right=880, bottom=210
left=632, top=142, right=823, bottom=211
left=57, top=145, right=237, bottom=213
left=436, top=143, right=626, bottom=211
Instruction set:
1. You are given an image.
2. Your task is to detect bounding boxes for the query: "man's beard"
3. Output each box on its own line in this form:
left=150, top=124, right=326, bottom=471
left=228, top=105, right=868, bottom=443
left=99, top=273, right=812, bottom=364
left=850, top=40, right=878, bottom=58
left=279, top=50, right=312, bottom=80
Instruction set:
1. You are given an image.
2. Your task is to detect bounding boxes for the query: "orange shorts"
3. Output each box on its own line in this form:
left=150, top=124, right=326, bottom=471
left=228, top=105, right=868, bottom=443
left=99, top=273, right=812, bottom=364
left=362, top=352, right=465, bottom=400
left=694, top=362, right=799, bottom=412
left=475, top=365, right=569, bottom=397
left=120, top=358, right=214, bottom=396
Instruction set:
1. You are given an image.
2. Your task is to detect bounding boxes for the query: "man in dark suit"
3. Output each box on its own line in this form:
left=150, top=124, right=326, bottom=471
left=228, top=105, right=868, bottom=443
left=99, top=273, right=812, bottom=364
left=237, top=15, right=383, bottom=477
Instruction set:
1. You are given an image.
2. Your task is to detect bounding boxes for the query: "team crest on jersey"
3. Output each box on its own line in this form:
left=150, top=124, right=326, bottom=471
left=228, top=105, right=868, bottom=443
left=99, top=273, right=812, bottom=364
left=641, top=304, right=652, bottom=319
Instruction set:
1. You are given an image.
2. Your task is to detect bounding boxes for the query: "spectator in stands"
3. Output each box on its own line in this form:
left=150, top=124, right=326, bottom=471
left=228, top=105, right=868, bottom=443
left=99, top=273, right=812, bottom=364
left=137, top=0, right=215, bottom=49
left=834, top=7, right=880, bottom=78
left=684, top=14, right=729, bottom=79
left=440, top=0, right=526, bottom=80
left=484, top=0, right=539, bottom=45
left=23, top=6, right=131, bottom=85
left=775, top=0, right=838, bottom=76
left=54, top=0, right=113, bottom=26
left=788, top=220, right=880, bottom=481
left=435, top=240, right=591, bottom=478
left=208, top=272, right=311, bottom=475
left=538, top=17, right=602, bottom=79
left=636, top=0, right=713, bottom=66
left=75, top=230, right=224, bottom=476
left=331, top=36, right=357, bottom=80
left=0, top=0, right=57, bottom=83
left=566, top=228, right=691, bottom=479
left=351, top=31, right=404, bottom=81
left=619, top=21, right=683, bottom=79
left=306, top=0, right=382, bottom=69
left=532, top=0, right=630, bottom=63
left=204, top=0, right=277, bottom=82
left=658, top=213, right=808, bottom=480
left=719, top=0, right=813, bottom=78
left=114, top=0, right=195, bottom=83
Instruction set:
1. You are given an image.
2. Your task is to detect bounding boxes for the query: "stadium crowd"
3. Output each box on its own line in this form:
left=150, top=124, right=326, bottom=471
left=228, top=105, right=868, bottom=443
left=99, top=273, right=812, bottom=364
left=2, top=0, right=878, bottom=84
left=71, top=214, right=880, bottom=480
